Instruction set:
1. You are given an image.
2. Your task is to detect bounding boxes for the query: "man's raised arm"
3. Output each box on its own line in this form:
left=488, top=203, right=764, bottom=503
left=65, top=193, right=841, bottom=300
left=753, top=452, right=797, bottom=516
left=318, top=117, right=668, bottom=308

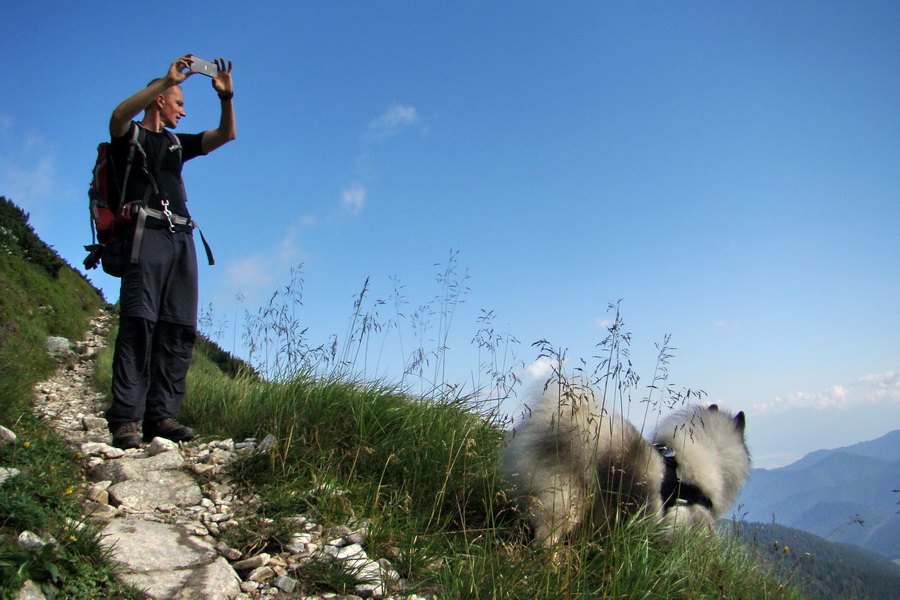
left=109, top=54, right=195, bottom=138
left=201, top=58, right=236, bottom=154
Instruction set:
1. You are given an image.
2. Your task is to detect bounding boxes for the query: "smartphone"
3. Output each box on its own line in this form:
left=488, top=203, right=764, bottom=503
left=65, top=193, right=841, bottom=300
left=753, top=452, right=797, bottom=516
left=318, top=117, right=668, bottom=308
left=190, top=58, right=218, bottom=78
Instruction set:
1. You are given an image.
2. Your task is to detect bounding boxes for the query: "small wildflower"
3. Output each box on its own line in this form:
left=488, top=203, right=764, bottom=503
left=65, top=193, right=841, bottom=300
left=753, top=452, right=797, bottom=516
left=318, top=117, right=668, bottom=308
left=49, top=465, right=56, bottom=471
left=69, top=535, right=78, bottom=542
left=64, top=486, right=75, bottom=495
left=784, top=546, right=790, bottom=553
left=23, top=441, right=30, bottom=448
left=74, top=451, right=82, bottom=458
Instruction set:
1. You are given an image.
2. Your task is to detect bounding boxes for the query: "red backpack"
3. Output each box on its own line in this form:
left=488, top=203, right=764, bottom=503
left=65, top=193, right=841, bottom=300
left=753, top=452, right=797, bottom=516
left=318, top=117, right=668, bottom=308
left=84, top=125, right=170, bottom=275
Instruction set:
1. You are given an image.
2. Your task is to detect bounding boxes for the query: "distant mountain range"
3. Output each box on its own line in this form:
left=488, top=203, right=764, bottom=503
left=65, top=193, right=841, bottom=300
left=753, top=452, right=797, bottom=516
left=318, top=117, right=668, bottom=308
left=736, top=429, right=900, bottom=560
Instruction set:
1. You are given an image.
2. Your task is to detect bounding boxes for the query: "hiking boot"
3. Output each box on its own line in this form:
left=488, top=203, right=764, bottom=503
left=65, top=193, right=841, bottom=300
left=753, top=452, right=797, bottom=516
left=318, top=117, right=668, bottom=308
left=143, top=418, right=195, bottom=443
left=110, top=421, right=142, bottom=449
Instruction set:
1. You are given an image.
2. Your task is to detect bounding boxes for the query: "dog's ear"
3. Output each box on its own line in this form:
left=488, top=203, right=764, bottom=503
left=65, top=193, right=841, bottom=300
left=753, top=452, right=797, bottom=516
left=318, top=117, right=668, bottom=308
left=734, top=411, right=746, bottom=433
left=708, top=404, right=719, bottom=412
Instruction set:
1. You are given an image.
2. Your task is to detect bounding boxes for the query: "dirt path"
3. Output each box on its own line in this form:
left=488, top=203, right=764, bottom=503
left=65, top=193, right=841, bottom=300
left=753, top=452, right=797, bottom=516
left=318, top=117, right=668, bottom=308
left=27, top=309, right=419, bottom=600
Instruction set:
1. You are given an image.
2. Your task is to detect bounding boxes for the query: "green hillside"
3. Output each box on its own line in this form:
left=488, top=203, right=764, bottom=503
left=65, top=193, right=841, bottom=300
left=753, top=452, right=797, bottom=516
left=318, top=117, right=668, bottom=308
left=0, top=196, right=105, bottom=424
left=735, top=521, right=900, bottom=600
left=0, top=196, right=145, bottom=598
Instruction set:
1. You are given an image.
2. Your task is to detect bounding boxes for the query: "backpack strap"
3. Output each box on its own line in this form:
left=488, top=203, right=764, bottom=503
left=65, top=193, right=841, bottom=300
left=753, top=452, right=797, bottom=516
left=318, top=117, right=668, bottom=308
left=160, top=130, right=190, bottom=209
left=120, top=124, right=145, bottom=209
left=193, top=221, right=215, bottom=266
left=131, top=122, right=164, bottom=202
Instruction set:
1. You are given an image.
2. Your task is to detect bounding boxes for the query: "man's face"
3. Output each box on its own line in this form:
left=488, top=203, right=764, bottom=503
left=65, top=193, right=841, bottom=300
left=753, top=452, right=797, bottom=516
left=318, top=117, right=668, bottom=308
left=159, top=86, right=186, bottom=129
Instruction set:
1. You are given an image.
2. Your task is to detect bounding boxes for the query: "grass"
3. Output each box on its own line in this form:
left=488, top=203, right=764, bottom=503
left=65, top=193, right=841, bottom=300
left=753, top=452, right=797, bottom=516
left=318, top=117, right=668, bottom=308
left=89, top=269, right=808, bottom=599
left=172, top=368, right=802, bottom=599
left=0, top=197, right=142, bottom=598
left=0, top=270, right=142, bottom=596
left=0, top=428, right=146, bottom=599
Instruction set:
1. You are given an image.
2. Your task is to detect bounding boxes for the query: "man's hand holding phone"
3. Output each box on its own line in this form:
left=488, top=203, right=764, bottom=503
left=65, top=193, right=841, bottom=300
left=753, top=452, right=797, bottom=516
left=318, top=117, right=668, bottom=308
left=189, top=57, right=219, bottom=78
left=207, top=58, right=233, bottom=100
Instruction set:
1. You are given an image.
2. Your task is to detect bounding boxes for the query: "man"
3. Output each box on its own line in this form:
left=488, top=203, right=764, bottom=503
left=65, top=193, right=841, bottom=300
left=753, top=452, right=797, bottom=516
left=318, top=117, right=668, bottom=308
left=105, top=54, right=236, bottom=449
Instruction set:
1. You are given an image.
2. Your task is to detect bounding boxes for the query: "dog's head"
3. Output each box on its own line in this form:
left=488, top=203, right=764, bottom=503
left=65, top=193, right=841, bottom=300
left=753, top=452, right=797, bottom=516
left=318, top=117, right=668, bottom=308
left=654, top=404, right=751, bottom=526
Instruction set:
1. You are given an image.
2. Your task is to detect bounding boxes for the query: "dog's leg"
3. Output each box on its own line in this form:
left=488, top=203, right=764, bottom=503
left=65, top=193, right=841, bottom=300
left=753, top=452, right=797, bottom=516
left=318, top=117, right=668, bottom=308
left=531, top=478, right=583, bottom=548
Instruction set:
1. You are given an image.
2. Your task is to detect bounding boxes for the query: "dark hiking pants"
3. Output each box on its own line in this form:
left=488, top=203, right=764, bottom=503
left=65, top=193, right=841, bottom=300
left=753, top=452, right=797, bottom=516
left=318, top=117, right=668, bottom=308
left=105, top=228, right=199, bottom=426
left=106, top=317, right=197, bottom=425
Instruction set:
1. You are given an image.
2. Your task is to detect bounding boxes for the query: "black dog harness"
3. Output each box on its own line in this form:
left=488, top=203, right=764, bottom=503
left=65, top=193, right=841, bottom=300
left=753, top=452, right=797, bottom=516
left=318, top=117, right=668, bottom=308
left=654, top=444, right=714, bottom=511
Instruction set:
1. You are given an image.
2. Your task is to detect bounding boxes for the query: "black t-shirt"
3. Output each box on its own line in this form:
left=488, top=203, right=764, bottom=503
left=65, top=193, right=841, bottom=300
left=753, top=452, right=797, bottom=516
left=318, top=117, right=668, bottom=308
left=110, top=122, right=206, bottom=219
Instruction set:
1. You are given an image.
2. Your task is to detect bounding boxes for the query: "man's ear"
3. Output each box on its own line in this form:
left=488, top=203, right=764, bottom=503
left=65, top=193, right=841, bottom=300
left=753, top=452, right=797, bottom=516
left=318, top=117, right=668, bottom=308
left=153, top=93, right=166, bottom=109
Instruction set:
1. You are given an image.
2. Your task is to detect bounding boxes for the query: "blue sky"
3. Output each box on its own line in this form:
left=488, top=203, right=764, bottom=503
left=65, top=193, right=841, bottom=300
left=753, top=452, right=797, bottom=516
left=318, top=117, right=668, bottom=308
left=2, top=1, right=898, bottom=468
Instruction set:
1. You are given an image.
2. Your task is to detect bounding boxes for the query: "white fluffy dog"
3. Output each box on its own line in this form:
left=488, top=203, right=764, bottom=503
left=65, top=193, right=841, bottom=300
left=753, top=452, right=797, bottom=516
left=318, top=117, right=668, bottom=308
left=501, top=383, right=750, bottom=546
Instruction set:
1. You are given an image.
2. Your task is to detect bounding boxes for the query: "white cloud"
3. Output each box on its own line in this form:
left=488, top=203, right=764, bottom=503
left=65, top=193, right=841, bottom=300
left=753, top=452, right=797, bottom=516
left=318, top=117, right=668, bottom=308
left=364, top=104, right=421, bottom=142
left=0, top=153, right=56, bottom=208
left=223, top=226, right=311, bottom=303
left=341, top=183, right=366, bottom=216
left=715, top=319, right=743, bottom=331
left=277, top=225, right=303, bottom=263
left=0, top=123, right=60, bottom=210
left=225, top=256, right=276, bottom=302
left=518, top=356, right=562, bottom=382
left=752, top=368, right=900, bottom=414
left=595, top=317, right=615, bottom=329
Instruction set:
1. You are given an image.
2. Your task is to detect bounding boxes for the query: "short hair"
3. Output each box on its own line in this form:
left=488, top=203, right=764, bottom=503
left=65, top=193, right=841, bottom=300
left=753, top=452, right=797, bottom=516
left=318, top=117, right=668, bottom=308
left=144, top=78, right=180, bottom=110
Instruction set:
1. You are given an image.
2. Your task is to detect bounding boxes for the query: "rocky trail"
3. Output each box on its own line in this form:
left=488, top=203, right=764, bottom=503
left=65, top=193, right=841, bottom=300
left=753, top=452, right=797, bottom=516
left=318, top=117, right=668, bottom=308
left=6, top=309, right=430, bottom=600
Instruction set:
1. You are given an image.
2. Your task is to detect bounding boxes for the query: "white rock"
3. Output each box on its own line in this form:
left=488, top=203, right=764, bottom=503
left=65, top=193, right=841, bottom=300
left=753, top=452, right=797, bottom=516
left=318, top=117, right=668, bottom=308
left=355, top=583, right=384, bottom=598
left=85, top=483, right=109, bottom=505
left=0, top=425, right=16, bottom=444
left=44, top=336, right=72, bottom=355
left=214, top=438, right=236, bottom=452
left=335, top=543, right=365, bottom=560
left=84, top=457, right=104, bottom=469
left=232, top=553, right=270, bottom=571
left=246, top=566, right=274, bottom=582
left=273, top=575, right=298, bottom=593
left=240, top=581, right=260, bottom=593
left=81, top=416, right=107, bottom=431
left=82, top=501, right=117, bottom=520
left=286, top=532, right=315, bottom=554
left=80, top=442, right=125, bottom=459
left=0, top=468, right=21, bottom=486
left=216, top=541, right=242, bottom=561
left=14, top=580, right=46, bottom=600
left=18, top=531, right=51, bottom=551
left=122, top=555, right=240, bottom=600
left=107, top=470, right=202, bottom=508
left=100, top=519, right=216, bottom=571
left=191, top=463, right=217, bottom=475
left=347, top=531, right=367, bottom=545
left=146, top=436, right=179, bottom=456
